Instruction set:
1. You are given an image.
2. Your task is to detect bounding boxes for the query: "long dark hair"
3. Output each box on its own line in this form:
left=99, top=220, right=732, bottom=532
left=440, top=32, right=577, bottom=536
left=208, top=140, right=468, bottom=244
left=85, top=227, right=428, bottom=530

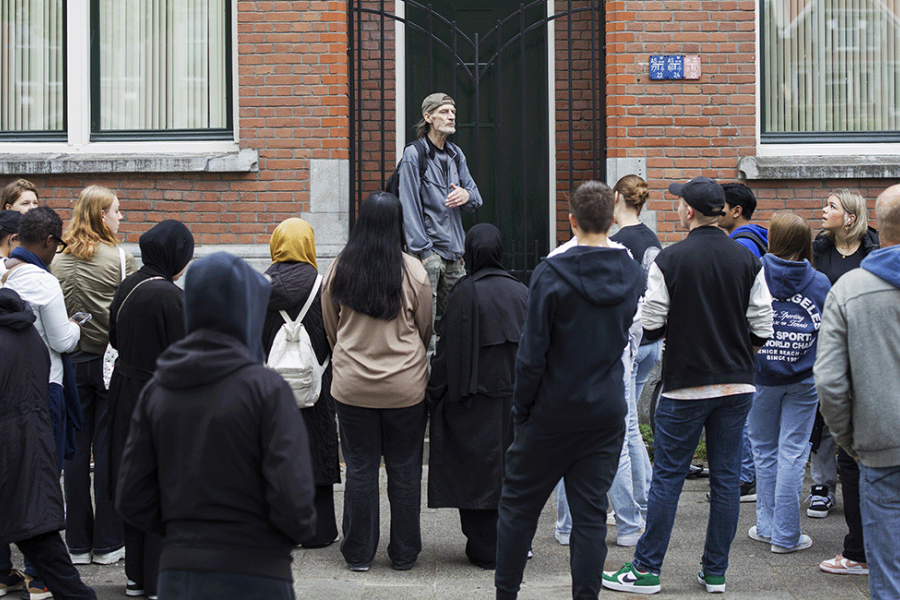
left=330, top=192, right=406, bottom=320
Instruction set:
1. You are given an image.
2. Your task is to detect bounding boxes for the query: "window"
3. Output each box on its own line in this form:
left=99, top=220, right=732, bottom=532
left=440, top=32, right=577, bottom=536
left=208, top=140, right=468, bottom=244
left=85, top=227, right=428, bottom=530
left=761, top=0, right=900, bottom=143
left=1, top=0, right=233, bottom=143
left=0, top=0, right=66, bottom=138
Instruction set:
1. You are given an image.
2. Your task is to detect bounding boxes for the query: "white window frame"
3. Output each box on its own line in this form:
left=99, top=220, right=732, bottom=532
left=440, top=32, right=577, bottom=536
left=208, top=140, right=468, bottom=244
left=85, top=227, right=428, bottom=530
left=0, top=0, right=240, bottom=157
left=754, top=2, right=900, bottom=158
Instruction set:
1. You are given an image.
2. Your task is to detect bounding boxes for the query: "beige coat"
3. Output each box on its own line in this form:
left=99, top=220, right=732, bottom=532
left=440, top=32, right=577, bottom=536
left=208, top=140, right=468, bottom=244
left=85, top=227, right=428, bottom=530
left=322, top=253, right=432, bottom=409
left=51, top=242, right=137, bottom=355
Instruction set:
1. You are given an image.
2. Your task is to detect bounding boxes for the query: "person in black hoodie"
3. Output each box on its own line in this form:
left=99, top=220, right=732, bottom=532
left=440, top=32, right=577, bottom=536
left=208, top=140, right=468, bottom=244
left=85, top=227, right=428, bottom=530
left=0, top=288, right=96, bottom=600
left=262, top=218, right=340, bottom=549
left=115, top=253, right=316, bottom=600
left=107, top=220, right=194, bottom=599
left=426, top=223, right=528, bottom=570
left=494, top=181, right=644, bottom=600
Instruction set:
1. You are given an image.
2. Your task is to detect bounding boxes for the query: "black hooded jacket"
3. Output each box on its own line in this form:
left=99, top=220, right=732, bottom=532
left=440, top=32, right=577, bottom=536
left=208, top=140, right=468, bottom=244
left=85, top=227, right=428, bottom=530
left=0, top=289, right=64, bottom=545
left=115, top=253, right=316, bottom=582
left=107, top=220, right=194, bottom=499
left=513, top=245, right=643, bottom=431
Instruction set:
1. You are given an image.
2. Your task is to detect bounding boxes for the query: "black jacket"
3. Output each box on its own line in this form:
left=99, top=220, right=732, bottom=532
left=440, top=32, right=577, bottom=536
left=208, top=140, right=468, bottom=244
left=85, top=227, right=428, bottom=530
left=0, top=289, right=64, bottom=545
left=426, top=224, right=528, bottom=508
left=513, top=245, right=643, bottom=432
left=115, top=253, right=316, bottom=582
left=812, top=227, right=880, bottom=284
left=263, top=261, right=340, bottom=488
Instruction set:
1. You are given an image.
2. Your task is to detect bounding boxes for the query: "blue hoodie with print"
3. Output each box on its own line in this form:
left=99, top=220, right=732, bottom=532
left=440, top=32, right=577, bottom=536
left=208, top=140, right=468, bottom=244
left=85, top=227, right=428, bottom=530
left=755, top=253, right=832, bottom=385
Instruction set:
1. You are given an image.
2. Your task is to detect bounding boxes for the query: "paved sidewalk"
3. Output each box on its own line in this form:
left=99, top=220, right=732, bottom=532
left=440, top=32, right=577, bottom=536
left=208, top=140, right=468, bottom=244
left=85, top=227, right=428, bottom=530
left=16, top=468, right=869, bottom=600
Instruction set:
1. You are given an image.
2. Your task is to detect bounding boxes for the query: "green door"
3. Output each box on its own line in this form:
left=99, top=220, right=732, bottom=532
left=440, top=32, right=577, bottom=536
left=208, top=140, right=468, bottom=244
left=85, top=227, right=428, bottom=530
left=404, top=1, right=549, bottom=281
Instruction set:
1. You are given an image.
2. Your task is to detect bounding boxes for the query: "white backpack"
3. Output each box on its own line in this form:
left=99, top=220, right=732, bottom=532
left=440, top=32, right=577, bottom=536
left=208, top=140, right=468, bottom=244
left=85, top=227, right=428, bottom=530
left=266, top=275, right=329, bottom=409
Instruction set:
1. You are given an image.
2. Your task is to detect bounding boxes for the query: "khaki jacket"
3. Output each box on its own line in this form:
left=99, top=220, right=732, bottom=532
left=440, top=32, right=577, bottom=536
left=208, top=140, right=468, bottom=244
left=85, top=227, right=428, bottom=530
left=51, top=243, right=137, bottom=354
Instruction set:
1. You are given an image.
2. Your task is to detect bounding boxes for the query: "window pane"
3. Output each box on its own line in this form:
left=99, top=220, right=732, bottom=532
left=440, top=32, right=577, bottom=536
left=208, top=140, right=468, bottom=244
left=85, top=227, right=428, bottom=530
left=96, top=0, right=228, bottom=131
left=0, top=0, right=65, bottom=132
left=763, top=0, right=900, bottom=137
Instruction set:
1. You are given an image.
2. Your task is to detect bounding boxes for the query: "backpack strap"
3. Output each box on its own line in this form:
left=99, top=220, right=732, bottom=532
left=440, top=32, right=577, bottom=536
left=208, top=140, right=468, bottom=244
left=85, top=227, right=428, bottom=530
left=732, top=230, right=767, bottom=256
left=280, top=274, right=323, bottom=326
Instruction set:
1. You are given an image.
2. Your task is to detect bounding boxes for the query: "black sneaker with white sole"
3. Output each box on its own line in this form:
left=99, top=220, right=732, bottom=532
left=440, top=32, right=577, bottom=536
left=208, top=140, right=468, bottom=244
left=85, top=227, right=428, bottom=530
left=806, top=485, right=834, bottom=518
left=739, top=480, right=757, bottom=502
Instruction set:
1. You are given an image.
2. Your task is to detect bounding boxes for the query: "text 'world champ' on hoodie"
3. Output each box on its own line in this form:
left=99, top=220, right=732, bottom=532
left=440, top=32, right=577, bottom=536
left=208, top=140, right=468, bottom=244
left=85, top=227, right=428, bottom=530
left=755, top=253, right=831, bottom=386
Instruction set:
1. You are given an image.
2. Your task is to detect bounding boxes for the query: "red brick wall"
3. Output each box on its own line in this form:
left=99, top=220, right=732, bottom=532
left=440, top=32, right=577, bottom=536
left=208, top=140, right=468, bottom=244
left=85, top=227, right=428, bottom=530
left=604, top=0, right=884, bottom=242
left=554, top=2, right=605, bottom=243
left=10, top=1, right=350, bottom=246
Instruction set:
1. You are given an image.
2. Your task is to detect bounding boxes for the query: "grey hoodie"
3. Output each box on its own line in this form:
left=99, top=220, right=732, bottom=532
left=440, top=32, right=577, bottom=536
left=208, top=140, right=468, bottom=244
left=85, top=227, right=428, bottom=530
left=815, top=245, right=900, bottom=468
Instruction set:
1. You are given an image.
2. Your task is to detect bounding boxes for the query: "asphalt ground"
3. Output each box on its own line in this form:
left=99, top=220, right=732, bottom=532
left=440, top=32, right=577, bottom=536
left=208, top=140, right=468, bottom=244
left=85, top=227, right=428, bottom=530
left=12, top=466, right=870, bottom=600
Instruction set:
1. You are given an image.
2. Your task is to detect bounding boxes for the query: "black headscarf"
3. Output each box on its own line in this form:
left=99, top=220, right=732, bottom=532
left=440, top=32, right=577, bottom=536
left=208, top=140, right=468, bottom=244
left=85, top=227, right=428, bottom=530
left=184, top=252, right=272, bottom=363
left=139, top=220, right=195, bottom=281
left=443, top=224, right=523, bottom=403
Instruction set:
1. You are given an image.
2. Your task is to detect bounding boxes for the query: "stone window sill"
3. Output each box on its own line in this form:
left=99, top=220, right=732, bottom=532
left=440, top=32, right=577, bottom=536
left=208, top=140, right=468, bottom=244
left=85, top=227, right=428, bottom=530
left=738, top=155, right=900, bottom=180
left=0, top=149, right=258, bottom=175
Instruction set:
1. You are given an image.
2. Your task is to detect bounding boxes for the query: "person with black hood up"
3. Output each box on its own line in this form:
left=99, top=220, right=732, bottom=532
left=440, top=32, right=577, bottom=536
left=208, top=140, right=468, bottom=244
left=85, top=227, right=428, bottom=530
left=107, top=219, right=194, bottom=599
left=494, top=181, right=644, bottom=600
left=426, top=223, right=528, bottom=570
left=115, top=252, right=316, bottom=600
left=263, top=218, right=340, bottom=550
left=0, top=288, right=96, bottom=600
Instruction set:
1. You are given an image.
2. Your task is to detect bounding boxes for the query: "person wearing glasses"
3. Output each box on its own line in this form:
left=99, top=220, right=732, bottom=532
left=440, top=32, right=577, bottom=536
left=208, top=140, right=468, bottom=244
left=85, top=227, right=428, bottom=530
left=51, top=185, right=137, bottom=567
left=1, top=206, right=85, bottom=599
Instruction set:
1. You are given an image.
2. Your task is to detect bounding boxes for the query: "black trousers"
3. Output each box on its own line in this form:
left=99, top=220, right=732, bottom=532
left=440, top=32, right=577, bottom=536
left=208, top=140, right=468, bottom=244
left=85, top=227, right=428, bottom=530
left=123, top=523, right=162, bottom=596
left=301, top=485, right=339, bottom=548
left=495, top=419, right=624, bottom=600
left=459, top=509, right=498, bottom=569
left=838, top=447, right=866, bottom=563
left=16, top=531, right=96, bottom=599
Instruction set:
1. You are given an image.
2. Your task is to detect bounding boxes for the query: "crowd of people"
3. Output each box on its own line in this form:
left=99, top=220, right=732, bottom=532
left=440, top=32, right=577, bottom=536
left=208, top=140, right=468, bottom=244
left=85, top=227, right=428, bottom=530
left=1, top=93, right=899, bottom=600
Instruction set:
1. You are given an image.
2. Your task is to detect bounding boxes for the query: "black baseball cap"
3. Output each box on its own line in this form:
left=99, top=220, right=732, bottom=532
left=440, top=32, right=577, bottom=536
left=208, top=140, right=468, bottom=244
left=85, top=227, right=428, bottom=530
left=668, top=176, right=726, bottom=217
left=0, top=210, right=21, bottom=235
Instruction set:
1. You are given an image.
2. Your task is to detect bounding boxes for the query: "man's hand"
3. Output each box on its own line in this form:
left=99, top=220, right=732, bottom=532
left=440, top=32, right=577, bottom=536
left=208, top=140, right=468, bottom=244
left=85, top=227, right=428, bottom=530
left=445, top=183, right=470, bottom=208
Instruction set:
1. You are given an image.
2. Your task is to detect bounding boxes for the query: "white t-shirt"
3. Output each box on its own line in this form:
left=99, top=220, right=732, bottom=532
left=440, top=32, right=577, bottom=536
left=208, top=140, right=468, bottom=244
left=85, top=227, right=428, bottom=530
left=3, top=263, right=80, bottom=384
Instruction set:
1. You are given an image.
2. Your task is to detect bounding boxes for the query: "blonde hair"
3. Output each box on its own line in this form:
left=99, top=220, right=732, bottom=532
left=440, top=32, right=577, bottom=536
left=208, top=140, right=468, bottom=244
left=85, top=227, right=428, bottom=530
left=63, top=185, right=120, bottom=260
left=614, top=174, right=650, bottom=215
left=826, top=188, right=869, bottom=243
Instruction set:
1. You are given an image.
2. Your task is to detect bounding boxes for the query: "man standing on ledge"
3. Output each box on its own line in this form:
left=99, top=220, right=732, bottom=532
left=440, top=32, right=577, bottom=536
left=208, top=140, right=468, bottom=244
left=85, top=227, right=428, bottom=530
left=398, top=93, right=483, bottom=318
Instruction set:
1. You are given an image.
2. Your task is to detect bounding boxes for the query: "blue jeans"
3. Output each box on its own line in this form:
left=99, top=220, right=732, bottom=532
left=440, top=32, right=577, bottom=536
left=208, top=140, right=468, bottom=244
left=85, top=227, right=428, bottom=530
left=64, top=356, right=124, bottom=555
left=633, top=393, right=751, bottom=577
left=860, top=463, right=900, bottom=600
left=747, top=377, right=817, bottom=547
left=335, top=401, right=426, bottom=569
left=741, top=421, right=756, bottom=484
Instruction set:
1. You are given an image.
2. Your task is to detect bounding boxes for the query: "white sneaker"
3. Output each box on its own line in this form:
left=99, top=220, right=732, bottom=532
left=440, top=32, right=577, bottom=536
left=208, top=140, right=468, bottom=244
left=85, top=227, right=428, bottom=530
left=92, top=547, right=126, bottom=564
left=607, top=511, right=616, bottom=526
left=771, top=534, right=812, bottom=554
left=69, top=552, right=91, bottom=565
left=554, top=530, right=570, bottom=546
left=748, top=526, right=770, bottom=543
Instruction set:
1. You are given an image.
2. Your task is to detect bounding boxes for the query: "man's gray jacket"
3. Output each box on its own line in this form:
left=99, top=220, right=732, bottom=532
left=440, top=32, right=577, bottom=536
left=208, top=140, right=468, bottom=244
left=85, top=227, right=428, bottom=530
left=398, top=137, right=482, bottom=261
left=815, top=245, right=900, bottom=468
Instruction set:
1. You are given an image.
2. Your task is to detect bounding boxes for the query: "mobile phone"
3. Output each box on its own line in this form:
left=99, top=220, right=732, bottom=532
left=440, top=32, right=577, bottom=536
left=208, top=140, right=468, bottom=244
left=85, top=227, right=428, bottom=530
left=70, top=312, right=92, bottom=325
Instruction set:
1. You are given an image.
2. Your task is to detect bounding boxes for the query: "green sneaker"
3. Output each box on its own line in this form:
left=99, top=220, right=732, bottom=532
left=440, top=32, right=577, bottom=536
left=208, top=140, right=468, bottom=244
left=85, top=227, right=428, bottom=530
left=697, top=569, right=726, bottom=593
left=601, top=562, right=661, bottom=594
